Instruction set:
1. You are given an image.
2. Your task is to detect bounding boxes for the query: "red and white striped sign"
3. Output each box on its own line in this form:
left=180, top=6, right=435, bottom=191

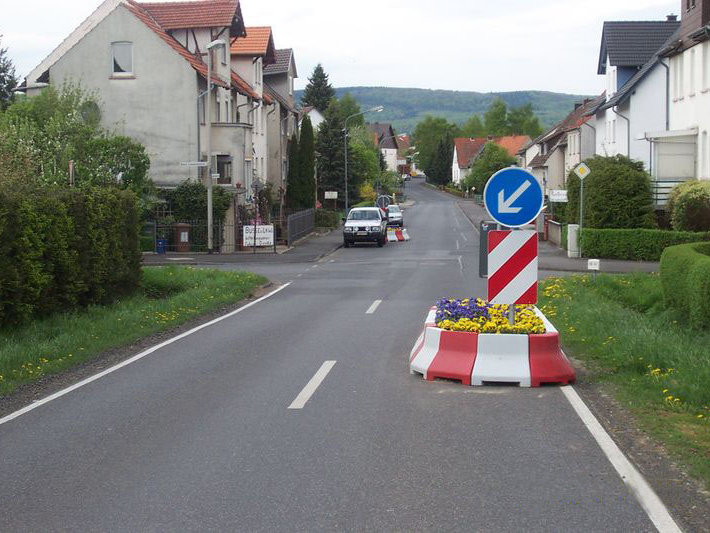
left=487, top=230, right=538, bottom=304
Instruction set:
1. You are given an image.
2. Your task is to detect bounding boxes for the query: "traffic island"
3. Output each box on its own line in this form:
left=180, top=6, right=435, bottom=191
left=409, top=301, right=575, bottom=388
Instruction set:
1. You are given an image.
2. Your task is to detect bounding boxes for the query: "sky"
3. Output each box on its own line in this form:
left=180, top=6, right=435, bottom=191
left=3, top=0, right=679, bottom=96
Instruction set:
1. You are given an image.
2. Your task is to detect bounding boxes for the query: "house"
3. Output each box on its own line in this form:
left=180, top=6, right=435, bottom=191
left=230, top=26, right=276, bottom=199
left=591, top=17, right=680, bottom=172
left=368, top=123, right=399, bottom=172
left=263, top=48, right=299, bottom=197
left=299, top=106, right=325, bottom=131
left=525, top=95, right=605, bottom=193
left=651, top=0, right=710, bottom=185
left=451, top=135, right=530, bottom=186
left=24, top=0, right=266, bottom=192
left=396, top=134, right=412, bottom=174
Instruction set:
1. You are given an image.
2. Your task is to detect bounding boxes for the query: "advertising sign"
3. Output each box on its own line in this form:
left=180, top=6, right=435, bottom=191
left=243, top=225, right=274, bottom=247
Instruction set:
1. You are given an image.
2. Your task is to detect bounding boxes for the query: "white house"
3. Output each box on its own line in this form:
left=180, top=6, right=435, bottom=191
left=452, top=137, right=486, bottom=186
left=23, top=0, right=264, bottom=191
left=651, top=0, right=710, bottom=183
left=299, top=106, right=325, bottom=132
left=368, top=123, right=399, bottom=172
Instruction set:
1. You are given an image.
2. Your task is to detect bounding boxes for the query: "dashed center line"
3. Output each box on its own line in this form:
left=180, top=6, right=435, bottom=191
left=288, top=361, right=337, bottom=410
left=456, top=239, right=460, bottom=250
left=460, top=232, right=468, bottom=242
left=366, top=299, right=382, bottom=314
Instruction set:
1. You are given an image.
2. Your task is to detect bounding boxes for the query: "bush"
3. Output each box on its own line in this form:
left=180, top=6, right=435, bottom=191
left=660, top=242, right=710, bottom=329
left=567, top=155, right=655, bottom=229
left=315, top=209, right=341, bottom=228
left=581, top=228, right=710, bottom=261
left=165, top=180, right=233, bottom=223
left=0, top=187, right=140, bottom=326
left=668, top=180, right=710, bottom=232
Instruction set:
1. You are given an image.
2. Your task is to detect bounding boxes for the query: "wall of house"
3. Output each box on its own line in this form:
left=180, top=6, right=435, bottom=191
left=670, top=41, right=710, bottom=179
left=627, top=65, right=668, bottom=172
left=565, top=131, right=581, bottom=175
left=546, top=148, right=566, bottom=190
left=49, top=4, right=200, bottom=187
left=382, top=148, right=398, bottom=173
left=265, top=102, right=284, bottom=189
left=521, top=144, right=540, bottom=169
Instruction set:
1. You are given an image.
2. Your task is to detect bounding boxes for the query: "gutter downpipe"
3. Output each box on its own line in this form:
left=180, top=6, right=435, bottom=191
left=612, top=106, right=631, bottom=158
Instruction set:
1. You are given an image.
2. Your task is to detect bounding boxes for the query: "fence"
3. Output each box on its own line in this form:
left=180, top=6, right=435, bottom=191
left=652, top=179, right=687, bottom=209
left=143, top=220, right=236, bottom=253
left=287, top=208, right=315, bottom=246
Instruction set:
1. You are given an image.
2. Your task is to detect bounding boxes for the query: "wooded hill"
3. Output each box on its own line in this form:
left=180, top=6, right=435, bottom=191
left=296, top=86, right=592, bottom=134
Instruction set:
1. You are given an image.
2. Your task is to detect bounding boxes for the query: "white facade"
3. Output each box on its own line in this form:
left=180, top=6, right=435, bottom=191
left=382, top=148, right=398, bottom=173
left=304, top=108, right=325, bottom=131
left=452, top=147, right=465, bottom=185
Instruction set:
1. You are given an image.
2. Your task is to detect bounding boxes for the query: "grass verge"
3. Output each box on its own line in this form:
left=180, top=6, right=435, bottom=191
left=539, top=273, right=710, bottom=488
left=0, top=266, right=267, bottom=397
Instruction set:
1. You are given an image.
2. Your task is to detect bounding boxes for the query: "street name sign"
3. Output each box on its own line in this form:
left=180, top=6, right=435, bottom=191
left=180, top=161, right=208, bottom=167
left=574, top=162, right=591, bottom=180
left=483, top=167, right=544, bottom=228
left=549, top=189, right=568, bottom=203
left=487, top=230, right=538, bottom=304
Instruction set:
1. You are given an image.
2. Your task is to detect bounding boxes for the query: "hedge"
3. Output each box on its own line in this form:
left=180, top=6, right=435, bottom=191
left=315, top=209, right=341, bottom=228
left=0, top=187, right=141, bottom=326
left=580, top=228, right=710, bottom=261
left=660, top=241, right=710, bottom=329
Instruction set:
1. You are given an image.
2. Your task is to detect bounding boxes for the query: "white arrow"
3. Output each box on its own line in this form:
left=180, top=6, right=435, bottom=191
left=498, top=180, right=531, bottom=214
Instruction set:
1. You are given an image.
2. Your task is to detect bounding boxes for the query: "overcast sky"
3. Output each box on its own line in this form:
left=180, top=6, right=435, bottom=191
left=3, top=0, right=678, bottom=95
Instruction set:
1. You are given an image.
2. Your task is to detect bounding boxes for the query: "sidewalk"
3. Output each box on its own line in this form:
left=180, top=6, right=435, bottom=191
left=143, top=227, right=343, bottom=266
left=456, top=199, right=659, bottom=273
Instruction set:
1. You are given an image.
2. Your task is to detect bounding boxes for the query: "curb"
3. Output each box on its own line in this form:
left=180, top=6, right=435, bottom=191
left=409, top=307, right=576, bottom=387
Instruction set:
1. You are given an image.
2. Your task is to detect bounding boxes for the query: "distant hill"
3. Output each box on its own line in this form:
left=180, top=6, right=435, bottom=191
left=295, top=86, right=593, bottom=135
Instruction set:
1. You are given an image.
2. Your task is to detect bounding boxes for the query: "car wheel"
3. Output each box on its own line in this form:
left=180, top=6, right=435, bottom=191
left=343, top=240, right=350, bottom=248
left=377, top=237, right=384, bottom=247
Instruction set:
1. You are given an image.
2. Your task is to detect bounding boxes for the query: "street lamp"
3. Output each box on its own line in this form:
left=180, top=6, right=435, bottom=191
left=205, top=39, right=226, bottom=254
left=344, top=105, right=384, bottom=213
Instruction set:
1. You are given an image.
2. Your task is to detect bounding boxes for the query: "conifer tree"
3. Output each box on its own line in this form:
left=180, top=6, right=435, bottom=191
left=301, top=64, right=335, bottom=113
left=298, top=116, right=315, bottom=209
left=315, top=100, right=348, bottom=203
left=0, top=36, right=18, bottom=109
left=284, top=133, right=301, bottom=209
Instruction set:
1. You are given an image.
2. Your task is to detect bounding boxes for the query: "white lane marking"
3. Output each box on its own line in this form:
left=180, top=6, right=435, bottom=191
left=458, top=256, right=464, bottom=274
left=456, top=240, right=460, bottom=250
left=0, top=284, right=292, bottom=428
left=366, top=300, right=382, bottom=314
left=460, top=232, right=468, bottom=242
left=288, top=361, right=337, bottom=409
left=456, top=203, right=479, bottom=235
left=560, top=386, right=682, bottom=533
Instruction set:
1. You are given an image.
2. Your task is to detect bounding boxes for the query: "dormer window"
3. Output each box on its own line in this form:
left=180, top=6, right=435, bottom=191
left=111, top=42, right=133, bottom=76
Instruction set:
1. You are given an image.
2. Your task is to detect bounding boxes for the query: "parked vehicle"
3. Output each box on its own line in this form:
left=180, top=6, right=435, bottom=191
left=343, top=207, right=388, bottom=247
left=386, top=204, right=403, bottom=227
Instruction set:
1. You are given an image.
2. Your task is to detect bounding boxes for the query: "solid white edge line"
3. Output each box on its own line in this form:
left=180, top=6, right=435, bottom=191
left=560, top=386, right=682, bottom=533
left=0, top=283, right=292, bottom=428
left=366, top=299, right=382, bottom=314
left=456, top=203, right=478, bottom=235
left=288, top=361, right=337, bottom=409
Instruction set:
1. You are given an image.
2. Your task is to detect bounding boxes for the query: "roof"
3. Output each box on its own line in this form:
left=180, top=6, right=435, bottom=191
left=597, top=20, right=680, bottom=74
left=136, top=0, right=245, bottom=35
left=231, top=26, right=276, bottom=65
left=528, top=152, right=549, bottom=168
left=264, top=49, right=296, bottom=77
left=600, top=29, right=680, bottom=111
left=264, top=82, right=294, bottom=111
left=396, top=134, right=410, bottom=151
left=494, top=135, right=531, bottom=158
left=453, top=138, right=487, bottom=169
left=368, top=123, right=399, bottom=149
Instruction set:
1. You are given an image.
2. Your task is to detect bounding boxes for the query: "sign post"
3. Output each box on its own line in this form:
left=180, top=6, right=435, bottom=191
left=574, top=163, right=591, bottom=258
left=483, top=167, right=544, bottom=324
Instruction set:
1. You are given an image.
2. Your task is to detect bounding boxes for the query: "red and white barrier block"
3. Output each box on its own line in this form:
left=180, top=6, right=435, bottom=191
left=409, top=307, right=575, bottom=387
left=387, top=228, right=410, bottom=242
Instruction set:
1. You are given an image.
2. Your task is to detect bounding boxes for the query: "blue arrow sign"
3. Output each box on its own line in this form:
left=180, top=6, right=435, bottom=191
left=483, top=167, right=544, bottom=228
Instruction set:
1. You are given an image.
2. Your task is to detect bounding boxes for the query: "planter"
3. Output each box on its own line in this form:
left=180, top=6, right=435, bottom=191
left=409, top=307, right=575, bottom=387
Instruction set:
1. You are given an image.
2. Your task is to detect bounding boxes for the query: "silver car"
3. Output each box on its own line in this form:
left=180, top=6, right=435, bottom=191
left=343, top=207, right=387, bottom=247
left=386, top=204, right=403, bottom=227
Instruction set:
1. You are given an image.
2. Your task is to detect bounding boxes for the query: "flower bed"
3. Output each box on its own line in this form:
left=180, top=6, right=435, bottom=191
left=435, top=298, right=545, bottom=334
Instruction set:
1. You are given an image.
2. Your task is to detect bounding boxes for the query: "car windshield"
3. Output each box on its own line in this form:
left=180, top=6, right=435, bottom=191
left=388, top=206, right=400, bottom=213
left=348, top=210, right=380, bottom=221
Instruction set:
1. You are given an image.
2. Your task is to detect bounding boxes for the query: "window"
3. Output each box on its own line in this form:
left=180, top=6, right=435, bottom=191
left=289, top=76, right=293, bottom=96
left=215, top=99, right=221, bottom=123
left=216, top=155, right=232, bottom=184
left=244, top=159, right=253, bottom=189
left=111, top=42, right=133, bottom=76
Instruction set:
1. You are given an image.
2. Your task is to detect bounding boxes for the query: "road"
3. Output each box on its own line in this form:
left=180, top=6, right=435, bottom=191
left=0, top=181, right=661, bottom=531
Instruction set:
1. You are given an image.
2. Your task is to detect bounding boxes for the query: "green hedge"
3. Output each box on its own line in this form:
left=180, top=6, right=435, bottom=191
left=660, top=242, right=710, bottom=329
left=315, top=209, right=341, bottom=228
left=580, top=228, right=710, bottom=261
left=0, top=187, right=141, bottom=326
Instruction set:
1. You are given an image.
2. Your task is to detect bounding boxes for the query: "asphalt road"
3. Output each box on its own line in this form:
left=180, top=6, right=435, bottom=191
left=0, top=180, right=658, bottom=532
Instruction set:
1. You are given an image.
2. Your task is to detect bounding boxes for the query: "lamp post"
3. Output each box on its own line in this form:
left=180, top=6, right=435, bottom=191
left=344, top=105, right=384, bottom=214
left=205, top=39, right=226, bottom=254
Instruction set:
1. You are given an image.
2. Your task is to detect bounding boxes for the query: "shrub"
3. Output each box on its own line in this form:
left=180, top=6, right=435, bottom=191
left=660, top=242, right=710, bottom=329
left=0, top=187, right=140, bottom=326
left=165, top=180, right=233, bottom=223
left=567, top=155, right=655, bottom=229
left=580, top=228, right=710, bottom=261
left=668, top=180, right=710, bottom=232
left=315, top=209, right=341, bottom=228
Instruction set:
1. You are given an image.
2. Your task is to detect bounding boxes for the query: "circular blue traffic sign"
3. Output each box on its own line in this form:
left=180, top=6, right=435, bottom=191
left=483, top=167, right=544, bottom=228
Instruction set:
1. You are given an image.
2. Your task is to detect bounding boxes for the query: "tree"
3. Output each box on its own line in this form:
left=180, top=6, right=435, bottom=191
left=315, top=99, right=347, bottom=203
left=413, top=116, right=459, bottom=177
left=463, top=142, right=516, bottom=193
left=429, top=136, right=454, bottom=186
left=337, top=93, right=362, bottom=126
left=0, top=36, right=18, bottom=110
left=484, top=98, right=509, bottom=136
left=284, top=133, right=301, bottom=209
left=566, top=155, right=655, bottom=229
left=301, top=64, right=335, bottom=113
left=297, top=116, right=316, bottom=209
left=461, top=114, right=485, bottom=138
left=508, top=103, right=543, bottom=137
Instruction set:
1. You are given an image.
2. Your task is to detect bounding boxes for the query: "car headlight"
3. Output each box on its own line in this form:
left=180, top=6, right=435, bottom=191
left=344, top=226, right=354, bottom=232
left=369, top=226, right=380, bottom=231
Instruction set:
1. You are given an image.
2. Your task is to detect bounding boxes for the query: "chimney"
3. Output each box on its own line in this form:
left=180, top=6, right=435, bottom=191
left=666, top=14, right=677, bottom=21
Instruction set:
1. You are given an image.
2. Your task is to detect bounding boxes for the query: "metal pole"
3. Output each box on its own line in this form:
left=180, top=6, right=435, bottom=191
left=206, top=48, right=213, bottom=254
left=344, top=123, right=349, bottom=214
left=579, top=178, right=584, bottom=258
left=508, top=304, right=515, bottom=326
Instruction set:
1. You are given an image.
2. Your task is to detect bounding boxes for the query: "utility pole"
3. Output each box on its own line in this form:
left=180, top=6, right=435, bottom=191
left=205, top=39, right=226, bottom=254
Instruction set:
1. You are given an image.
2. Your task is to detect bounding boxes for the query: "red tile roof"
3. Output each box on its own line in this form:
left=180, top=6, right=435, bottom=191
left=136, top=0, right=243, bottom=32
left=231, top=26, right=276, bottom=64
left=494, top=135, right=531, bottom=157
left=454, top=138, right=487, bottom=169
left=230, top=70, right=259, bottom=99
